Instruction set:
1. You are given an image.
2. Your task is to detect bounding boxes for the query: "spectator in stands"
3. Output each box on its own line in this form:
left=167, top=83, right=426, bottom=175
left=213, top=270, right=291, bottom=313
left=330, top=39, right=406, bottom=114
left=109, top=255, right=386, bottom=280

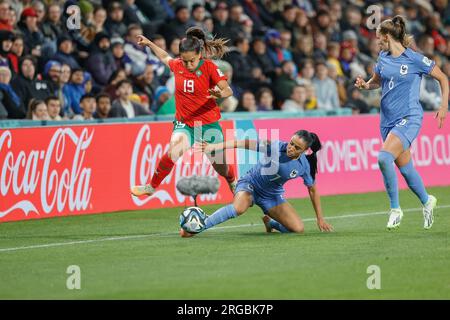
left=9, top=33, right=24, bottom=74
left=63, top=68, right=86, bottom=116
left=0, top=65, right=25, bottom=118
left=297, top=58, right=315, bottom=86
left=162, top=5, right=195, bottom=44
left=105, top=1, right=127, bottom=37
left=26, top=99, right=48, bottom=120
left=111, top=36, right=132, bottom=75
left=94, top=93, right=111, bottom=119
left=274, top=4, right=297, bottom=34
left=45, top=96, right=62, bottom=120
left=110, top=79, right=151, bottom=118
left=345, top=86, right=370, bottom=115
left=305, top=84, right=318, bottom=110
left=18, top=7, right=44, bottom=57
left=73, top=93, right=96, bottom=120
left=273, top=60, right=298, bottom=106
left=86, top=32, right=116, bottom=90
left=104, top=68, right=127, bottom=101
left=11, top=55, right=53, bottom=110
left=135, top=0, right=172, bottom=31
left=123, top=0, right=150, bottom=26
left=124, top=24, right=165, bottom=78
left=93, top=5, right=107, bottom=33
left=327, top=63, right=347, bottom=107
left=228, top=3, right=245, bottom=42
left=293, top=35, right=314, bottom=68
left=133, top=64, right=159, bottom=106
left=313, top=32, right=328, bottom=61
left=224, top=37, right=256, bottom=92
left=327, top=42, right=344, bottom=77
left=42, top=60, right=61, bottom=93
left=151, top=86, right=172, bottom=114
left=241, top=0, right=274, bottom=33
left=312, top=61, right=340, bottom=111
left=279, top=29, right=294, bottom=61
left=256, top=87, right=274, bottom=111
left=53, top=35, right=81, bottom=70
left=212, top=2, right=234, bottom=41
left=168, top=37, right=180, bottom=57
left=55, top=63, right=71, bottom=117
left=235, top=90, right=257, bottom=112
left=0, top=0, right=12, bottom=31
left=190, top=4, right=206, bottom=28
left=41, top=2, right=64, bottom=51
left=0, top=29, right=14, bottom=68
left=249, top=37, right=277, bottom=79
left=281, top=85, right=307, bottom=112
left=293, top=8, right=312, bottom=44
left=265, top=29, right=285, bottom=68
left=31, top=1, right=45, bottom=24
left=341, top=5, right=366, bottom=48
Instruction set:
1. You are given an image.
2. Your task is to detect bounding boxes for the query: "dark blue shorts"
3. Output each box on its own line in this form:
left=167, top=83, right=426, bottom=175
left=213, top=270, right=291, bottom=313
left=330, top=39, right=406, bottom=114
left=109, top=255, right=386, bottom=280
left=381, top=117, right=422, bottom=151
left=235, top=176, right=286, bottom=214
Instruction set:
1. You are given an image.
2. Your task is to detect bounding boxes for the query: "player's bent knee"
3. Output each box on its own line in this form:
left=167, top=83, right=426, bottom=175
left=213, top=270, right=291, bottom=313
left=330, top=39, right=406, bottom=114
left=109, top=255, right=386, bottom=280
left=233, top=202, right=249, bottom=216
left=289, top=224, right=304, bottom=233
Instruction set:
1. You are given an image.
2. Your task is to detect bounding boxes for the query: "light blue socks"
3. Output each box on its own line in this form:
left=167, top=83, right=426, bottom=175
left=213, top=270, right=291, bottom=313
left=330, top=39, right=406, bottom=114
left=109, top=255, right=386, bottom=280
left=378, top=150, right=400, bottom=208
left=268, top=218, right=290, bottom=233
left=205, top=204, right=238, bottom=229
left=399, top=160, right=429, bottom=205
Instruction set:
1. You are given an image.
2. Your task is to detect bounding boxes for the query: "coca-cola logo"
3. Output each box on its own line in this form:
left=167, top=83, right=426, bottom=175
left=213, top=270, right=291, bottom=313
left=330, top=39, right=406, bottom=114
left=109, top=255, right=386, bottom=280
left=130, top=125, right=219, bottom=206
left=0, top=128, right=93, bottom=218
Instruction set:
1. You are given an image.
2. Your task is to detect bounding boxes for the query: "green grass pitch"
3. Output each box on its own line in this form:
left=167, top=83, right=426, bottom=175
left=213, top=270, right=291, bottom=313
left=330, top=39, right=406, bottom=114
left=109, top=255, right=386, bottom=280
left=1, top=186, right=449, bottom=299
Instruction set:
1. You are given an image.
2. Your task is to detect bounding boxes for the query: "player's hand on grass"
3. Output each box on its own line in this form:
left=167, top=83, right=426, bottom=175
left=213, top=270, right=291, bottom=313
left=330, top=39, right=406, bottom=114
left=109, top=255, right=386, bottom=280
left=435, top=106, right=447, bottom=129
left=136, top=35, right=152, bottom=47
left=317, top=218, right=333, bottom=232
left=355, top=75, right=369, bottom=90
left=207, top=87, right=222, bottom=99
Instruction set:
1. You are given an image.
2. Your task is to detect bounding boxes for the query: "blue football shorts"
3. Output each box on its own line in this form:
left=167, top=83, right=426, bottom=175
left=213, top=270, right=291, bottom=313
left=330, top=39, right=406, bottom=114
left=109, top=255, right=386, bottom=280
left=234, top=175, right=287, bottom=214
left=380, top=117, right=422, bottom=151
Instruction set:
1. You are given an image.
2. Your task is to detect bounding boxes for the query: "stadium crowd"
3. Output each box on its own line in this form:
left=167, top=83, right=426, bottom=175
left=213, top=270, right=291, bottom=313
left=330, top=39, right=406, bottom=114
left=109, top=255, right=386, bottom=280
left=0, top=0, right=449, bottom=120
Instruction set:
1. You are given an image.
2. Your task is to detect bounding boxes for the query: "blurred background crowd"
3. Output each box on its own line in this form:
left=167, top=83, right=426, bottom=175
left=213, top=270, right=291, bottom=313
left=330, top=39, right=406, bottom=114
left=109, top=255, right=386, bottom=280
left=0, top=0, right=449, bottom=121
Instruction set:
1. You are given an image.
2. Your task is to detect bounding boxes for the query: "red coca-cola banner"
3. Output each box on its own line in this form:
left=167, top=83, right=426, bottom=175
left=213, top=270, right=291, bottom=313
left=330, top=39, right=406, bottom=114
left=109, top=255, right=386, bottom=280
left=0, top=122, right=236, bottom=223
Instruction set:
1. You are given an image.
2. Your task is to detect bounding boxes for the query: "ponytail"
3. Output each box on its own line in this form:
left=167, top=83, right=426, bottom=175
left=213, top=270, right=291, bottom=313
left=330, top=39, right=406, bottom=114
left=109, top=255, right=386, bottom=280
left=305, top=132, right=322, bottom=180
left=378, top=15, right=413, bottom=48
left=295, top=130, right=322, bottom=180
left=180, top=26, right=229, bottom=59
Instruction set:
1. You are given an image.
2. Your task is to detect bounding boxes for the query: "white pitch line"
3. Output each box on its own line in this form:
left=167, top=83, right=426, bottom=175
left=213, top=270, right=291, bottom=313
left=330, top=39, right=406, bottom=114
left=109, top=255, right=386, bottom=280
left=1, top=205, right=448, bottom=253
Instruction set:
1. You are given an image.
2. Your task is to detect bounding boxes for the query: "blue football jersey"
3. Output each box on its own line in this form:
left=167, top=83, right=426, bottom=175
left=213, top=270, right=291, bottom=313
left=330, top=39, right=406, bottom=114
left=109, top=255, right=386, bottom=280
left=374, top=48, right=435, bottom=127
left=245, top=140, right=315, bottom=196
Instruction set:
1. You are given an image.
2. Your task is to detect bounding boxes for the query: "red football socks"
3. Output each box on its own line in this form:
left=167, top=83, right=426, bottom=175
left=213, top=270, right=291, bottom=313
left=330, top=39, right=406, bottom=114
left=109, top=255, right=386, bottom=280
left=151, top=153, right=175, bottom=188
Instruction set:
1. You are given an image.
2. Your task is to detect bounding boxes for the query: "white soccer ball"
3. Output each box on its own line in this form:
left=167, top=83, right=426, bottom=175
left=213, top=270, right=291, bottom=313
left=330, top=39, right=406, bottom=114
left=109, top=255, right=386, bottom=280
left=179, top=207, right=207, bottom=234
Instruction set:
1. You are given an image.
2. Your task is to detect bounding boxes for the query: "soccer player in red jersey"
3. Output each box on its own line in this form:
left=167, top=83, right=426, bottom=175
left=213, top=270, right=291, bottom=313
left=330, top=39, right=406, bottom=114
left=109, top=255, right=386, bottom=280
left=131, top=27, right=237, bottom=197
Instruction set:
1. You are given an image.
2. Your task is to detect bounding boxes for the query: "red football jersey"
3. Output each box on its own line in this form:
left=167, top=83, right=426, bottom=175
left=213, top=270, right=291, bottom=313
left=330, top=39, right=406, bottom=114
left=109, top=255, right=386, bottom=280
left=168, top=58, right=227, bottom=126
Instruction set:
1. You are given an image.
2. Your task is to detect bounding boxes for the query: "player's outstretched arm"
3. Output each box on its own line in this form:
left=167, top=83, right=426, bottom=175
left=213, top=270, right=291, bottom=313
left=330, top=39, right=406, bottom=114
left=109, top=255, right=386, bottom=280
left=307, top=185, right=333, bottom=232
left=355, top=73, right=380, bottom=90
left=430, top=65, right=448, bottom=129
left=136, top=35, right=172, bottom=66
left=195, top=139, right=259, bottom=154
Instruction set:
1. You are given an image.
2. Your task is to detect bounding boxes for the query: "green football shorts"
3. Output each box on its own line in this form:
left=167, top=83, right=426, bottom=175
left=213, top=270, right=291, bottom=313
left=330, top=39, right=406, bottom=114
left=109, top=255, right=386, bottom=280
left=172, top=120, right=224, bottom=146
